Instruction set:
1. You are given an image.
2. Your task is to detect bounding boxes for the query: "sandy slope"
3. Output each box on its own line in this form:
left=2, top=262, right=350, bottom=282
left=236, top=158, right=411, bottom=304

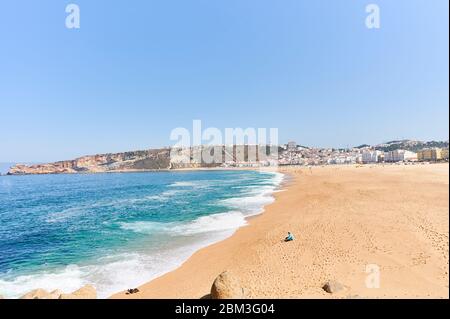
left=111, top=164, right=449, bottom=299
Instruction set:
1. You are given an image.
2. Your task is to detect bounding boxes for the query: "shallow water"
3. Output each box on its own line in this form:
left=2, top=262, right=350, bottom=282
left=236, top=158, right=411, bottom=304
left=0, top=170, right=283, bottom=298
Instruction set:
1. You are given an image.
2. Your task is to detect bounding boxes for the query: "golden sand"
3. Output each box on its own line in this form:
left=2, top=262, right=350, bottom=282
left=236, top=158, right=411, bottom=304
left=111, top=164, right=449, bottom=299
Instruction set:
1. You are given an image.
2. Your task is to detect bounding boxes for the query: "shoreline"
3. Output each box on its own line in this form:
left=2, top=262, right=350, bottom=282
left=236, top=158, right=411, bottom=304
left=3, top=161, right=448, bottom=177
left=110, top=170, right=290, bottom=299
left=108, top=168, right=289, bottom=299
left=0, top=169, right=284, bottom=299
left=111, top=163, right=449, bottom=299
left=1, top=166, right=266, bottom=177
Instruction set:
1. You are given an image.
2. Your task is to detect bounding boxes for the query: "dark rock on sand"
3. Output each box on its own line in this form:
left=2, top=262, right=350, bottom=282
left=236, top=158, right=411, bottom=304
left=322, top=280, right=344, bottom=294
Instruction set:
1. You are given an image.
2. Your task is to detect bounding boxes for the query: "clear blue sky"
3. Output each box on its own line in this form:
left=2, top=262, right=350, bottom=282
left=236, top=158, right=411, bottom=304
left=0, top=0, right=448, bottom=162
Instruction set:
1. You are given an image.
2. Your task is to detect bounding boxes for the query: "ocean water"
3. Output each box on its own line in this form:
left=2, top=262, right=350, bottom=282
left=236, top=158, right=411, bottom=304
left=0, top=170, right=283, bottom=298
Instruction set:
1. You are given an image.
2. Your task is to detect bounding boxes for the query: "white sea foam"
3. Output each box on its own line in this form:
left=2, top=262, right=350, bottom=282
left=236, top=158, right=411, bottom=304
left=173, top=212, right=247, bottom=235
left=0, top=264, right=86, bottom=298
left=120, top=211, right=247, bottom=236
left=168, top=180, right=220, bottom=189
left=45, top=207, right=87, bottom=223
left=0, top=232, right=238, bottom=299
left=0, top=250, right=203, bottom=299
left=219, top=171, right=284, bottom=216
left=0, top=171, right=284, bottom=299
left=219, top=194, right=275, bottom=216
left=168, top=181, right=198, bottom=187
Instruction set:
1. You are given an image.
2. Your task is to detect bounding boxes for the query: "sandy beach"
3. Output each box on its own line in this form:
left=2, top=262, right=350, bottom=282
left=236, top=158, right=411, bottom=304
left=111, top=164, right=449, bottom=299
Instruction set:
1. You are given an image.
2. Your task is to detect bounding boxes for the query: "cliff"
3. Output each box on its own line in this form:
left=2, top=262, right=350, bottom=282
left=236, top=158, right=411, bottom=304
left=6, top=145, right=272, bottom=175
left=7, top=148, right=173, bottom=175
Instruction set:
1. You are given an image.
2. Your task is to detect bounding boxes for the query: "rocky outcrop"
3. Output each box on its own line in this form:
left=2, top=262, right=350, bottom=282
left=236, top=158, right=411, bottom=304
left=49, top=289, right=63, bottom=299
left=8, top=149, right=173, bottom=175
left=20, top=288, right=54, bottom=299
left=59, top=285, right=97, bottom=299
left=322, top=280, right=344, bottom=294
left=9, top=163, right=77, bottom=175
left=210, top=271, right=245, bottom=299
left=19, top=285, right=96, bottom=299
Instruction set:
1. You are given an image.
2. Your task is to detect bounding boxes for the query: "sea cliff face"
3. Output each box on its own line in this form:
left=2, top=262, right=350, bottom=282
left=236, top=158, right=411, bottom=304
left=7, top=149, right=173, bottom=175
left=6, top=145, right=270, bottom=175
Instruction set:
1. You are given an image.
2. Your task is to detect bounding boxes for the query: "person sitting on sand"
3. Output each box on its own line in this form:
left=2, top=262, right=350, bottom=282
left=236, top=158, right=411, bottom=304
left=285, top=232, right=295, bottom=242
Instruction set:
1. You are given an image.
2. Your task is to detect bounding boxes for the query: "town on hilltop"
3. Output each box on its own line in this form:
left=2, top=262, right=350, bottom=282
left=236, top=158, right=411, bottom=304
left=277, top=140, right=449, bottom=166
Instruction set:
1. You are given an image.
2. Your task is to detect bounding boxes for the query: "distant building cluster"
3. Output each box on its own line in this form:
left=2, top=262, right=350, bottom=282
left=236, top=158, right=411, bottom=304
left=417, top=148, right=449, bottom=162
left=277, top=141, right=449, bottom=166
left=384, top=150, right=417, bottom=163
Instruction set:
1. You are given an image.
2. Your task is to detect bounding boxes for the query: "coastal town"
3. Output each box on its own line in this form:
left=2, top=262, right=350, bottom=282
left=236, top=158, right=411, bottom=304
left=276, top=140, right=449, bottom=166
left=3, top=139, right=449, bottom=175
left=217, top=139, right=449, bottom=167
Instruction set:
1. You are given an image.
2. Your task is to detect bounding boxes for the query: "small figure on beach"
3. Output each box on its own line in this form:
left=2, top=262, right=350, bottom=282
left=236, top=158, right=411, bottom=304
left=284, top=232, right=295, bottom=242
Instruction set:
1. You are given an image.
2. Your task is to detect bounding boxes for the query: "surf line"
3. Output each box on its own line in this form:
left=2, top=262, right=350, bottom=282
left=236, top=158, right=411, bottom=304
left=175, top=303, right=209, bottom=317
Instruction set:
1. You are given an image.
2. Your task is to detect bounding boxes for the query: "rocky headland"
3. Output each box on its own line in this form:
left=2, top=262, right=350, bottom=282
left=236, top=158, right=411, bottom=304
left=6, top=145, right=270, bottom=175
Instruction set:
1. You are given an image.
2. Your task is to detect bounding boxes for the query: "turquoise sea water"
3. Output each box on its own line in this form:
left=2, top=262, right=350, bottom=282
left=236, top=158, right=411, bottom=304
left=0, top=170, right=283, bottom=298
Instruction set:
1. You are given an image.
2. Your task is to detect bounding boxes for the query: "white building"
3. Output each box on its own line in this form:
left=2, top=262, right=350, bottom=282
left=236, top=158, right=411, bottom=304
left=403, top=150, right=418, bottom=161
left=384, top=150, right=417, bottom=162
left=362, top=150, right=383, bottom=164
